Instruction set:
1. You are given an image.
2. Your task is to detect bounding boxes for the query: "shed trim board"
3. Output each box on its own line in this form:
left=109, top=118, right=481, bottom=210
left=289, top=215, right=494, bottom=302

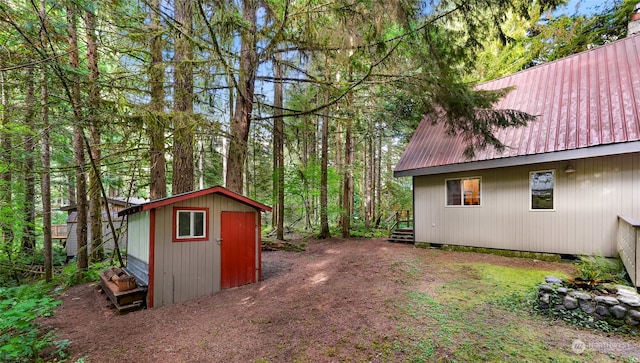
left=148, top=209, right=156, bottom=308
left=258, top=212, right=263, bottom=281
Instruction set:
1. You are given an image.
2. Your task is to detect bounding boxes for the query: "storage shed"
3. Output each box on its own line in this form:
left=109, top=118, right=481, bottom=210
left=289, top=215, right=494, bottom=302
left=65, top=212, right=127, bottom=259
left=117, top=186, right=271, bottom=308
left=63, top=197, right=146, bottom=259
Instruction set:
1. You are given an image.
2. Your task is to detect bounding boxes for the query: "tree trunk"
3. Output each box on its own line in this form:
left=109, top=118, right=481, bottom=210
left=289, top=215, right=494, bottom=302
left=365, top=117, right=374, bottom=229
left=375, top=126, right=382, bottom=227
left=148, top=0, right=166, bottom=200
left=41, top=69, right=52, bottom=281
left=22, top=66, right=36, bottom=251
left=225, top=0, right=257, bottom=194
left=319, top=78, right=331, bottom=239
left=310, top=111, right=318, bottom=229
left=300, top=118, right=309, bottom=230
left=335, top=120, right=342, bottom=227
left=341, top=68, right=354, bottom=237
left=363, top=127, right=370, bottom=229
left=0, top=72, right=13, bottom=251
left=67, top=171, right=76, bottom=205
left=68, top=2, right=88, bottom=271
left=40, top=0, right=52, bottom=282
left=198, top=140, right=204, bottom=189
left=245, top=140, right=251, bottom=196
left=273, top=55, right=284, bottom=240
left=341, top=116, right=352, bottom=238
left=86, top=7, right=103, bottom=262
left=172, top=0, right=194, bottom=195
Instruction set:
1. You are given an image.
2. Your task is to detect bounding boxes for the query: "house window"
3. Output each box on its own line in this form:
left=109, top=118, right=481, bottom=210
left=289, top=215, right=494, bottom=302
left=446, top=177, right=481, bottom=206
left=530, top=170, right=554, bottom=210
left=173, top=207, right=209, bottom=242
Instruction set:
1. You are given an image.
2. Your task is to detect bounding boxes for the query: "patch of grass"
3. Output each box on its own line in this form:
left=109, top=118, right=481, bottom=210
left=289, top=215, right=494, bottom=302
left=389, top=259, right=622, bottom=362
left=398, top=289, right=591, bottom=362
left=389, top=258, right=421, bottom=284
left=437, top=263, right=570, bottom=305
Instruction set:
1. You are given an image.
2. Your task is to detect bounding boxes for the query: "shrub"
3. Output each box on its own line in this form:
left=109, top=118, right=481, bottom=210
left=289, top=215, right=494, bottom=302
left=0, top=283, right=67, bottom=362
left=575, top=256, right=630, bottom=285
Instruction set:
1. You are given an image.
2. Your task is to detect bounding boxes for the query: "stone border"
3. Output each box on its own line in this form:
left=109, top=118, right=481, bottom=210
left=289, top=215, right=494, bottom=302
left=537, top=276, right=640, bottom=328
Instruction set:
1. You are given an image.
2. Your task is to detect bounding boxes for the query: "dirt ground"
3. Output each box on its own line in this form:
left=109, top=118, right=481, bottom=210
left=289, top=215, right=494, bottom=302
left=43, top=238, right=640, bottom=362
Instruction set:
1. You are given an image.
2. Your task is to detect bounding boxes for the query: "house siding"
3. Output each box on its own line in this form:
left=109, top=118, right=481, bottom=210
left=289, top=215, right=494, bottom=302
left=153, top=194, right=256, bottom=307
left=66, top=217, right=127, bottom=258
left=127, top=211, right=149, bottom=263
left=414, top=153, right=640, bottom=257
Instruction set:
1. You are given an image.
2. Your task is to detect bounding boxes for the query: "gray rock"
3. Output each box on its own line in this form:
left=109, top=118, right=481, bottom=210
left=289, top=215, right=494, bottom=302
left=545, top=276, right=563, bottom=284
left=617, top=296, right=640, bottom=307
left=569, top=291, right=592, bottom=300
left=616, top=285, right=638, bottom=294
left=617, top=290, right=638, bottom=299
left=595, top=305, right=611, bottom=317
left=539, top=284, right=554, bottom=293
left=579, top=300, right=596, bottom=314
left=540, top=293, right=551, bottom=305
left=557, top=287, right=568, bottom=294
left=563, top=296, right=578, bottom=310
left=626, top=317, right=639, bottom=326
left=629, top=309, right=640, bottom=320
left=610, top=305, right=627, bottom=319
left=594, top=296, right=619, bottom=305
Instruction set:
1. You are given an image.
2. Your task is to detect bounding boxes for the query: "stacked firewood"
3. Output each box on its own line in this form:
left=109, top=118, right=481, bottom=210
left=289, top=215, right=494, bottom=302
left=103, top=267, right=137, bottom=291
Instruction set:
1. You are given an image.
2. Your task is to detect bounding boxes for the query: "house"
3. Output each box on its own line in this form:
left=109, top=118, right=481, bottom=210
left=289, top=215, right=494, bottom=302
left=117, top=186, right=271, bottom=308
left=394, top=34, right=640, bottom=285
left=62, top=196, right=147, bottom=259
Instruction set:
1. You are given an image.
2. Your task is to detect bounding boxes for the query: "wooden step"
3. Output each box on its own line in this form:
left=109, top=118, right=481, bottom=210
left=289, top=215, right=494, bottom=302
left=388, top=228, right=414, bottom=243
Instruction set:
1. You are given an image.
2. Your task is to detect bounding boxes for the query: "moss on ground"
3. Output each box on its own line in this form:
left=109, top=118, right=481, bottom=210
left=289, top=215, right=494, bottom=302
left=439, top=244, right=562, bottom=262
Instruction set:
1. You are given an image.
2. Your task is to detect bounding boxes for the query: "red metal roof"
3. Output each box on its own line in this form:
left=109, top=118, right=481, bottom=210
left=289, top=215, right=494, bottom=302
left=118, top=186, right=272, bottom=216
left=395, top=34, right=640, bottom=176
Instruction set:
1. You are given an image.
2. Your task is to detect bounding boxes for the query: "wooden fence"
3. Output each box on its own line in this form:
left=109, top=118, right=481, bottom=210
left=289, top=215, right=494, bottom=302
left=617, top=215, right=640, bottom=287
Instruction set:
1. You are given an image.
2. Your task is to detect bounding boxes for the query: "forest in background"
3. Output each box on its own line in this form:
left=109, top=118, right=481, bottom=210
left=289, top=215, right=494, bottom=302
left=0, top=0, right=637, bottom=360
left=0, top=0, right=635, bottom=283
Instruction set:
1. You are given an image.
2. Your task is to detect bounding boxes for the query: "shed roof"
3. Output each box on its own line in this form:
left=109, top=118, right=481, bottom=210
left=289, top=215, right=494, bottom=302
left=395, top=34, right=640, bottom=177
left=117, top=186, right=272, bottom=216
left=60, top=196, right=148, bottom=212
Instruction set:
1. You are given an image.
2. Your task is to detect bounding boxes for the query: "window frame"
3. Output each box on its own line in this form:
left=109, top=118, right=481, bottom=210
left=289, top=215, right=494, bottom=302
left=445, top=176, right=482, bottom=207
left=172, top=207, right=209, bottom=242
left=529, top=169, right=555, bottom=211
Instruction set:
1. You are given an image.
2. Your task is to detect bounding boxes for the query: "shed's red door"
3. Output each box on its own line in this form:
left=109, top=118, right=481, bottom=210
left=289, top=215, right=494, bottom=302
left=220, top=211, right=256, bottom=289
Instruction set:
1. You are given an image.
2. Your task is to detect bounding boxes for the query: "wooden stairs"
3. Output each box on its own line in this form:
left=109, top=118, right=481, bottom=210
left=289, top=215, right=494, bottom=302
left=386, top=210, right=414, bottom=244
left=388, top=228, right=414, bottom=243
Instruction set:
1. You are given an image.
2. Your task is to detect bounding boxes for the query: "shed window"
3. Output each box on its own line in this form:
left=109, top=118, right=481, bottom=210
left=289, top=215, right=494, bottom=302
left=530, top=170, right=554, bottom=210
left=446, top=177, right=481, bottom=206
left=173, top=207, right=209, bottom=242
